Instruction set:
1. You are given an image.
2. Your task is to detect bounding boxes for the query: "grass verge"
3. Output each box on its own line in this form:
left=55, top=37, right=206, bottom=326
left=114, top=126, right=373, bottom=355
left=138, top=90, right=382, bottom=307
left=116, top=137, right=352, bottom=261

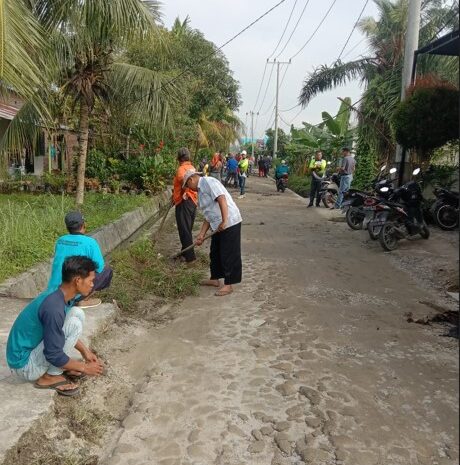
left=0, top=193, right=149, bottom=282
left=288, top=175, right=311, bottom=198
left=100, top=238, right=205, bottom=316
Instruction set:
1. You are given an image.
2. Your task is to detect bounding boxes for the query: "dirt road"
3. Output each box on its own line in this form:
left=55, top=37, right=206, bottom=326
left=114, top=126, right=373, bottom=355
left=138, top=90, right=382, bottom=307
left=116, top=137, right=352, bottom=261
left=84, top=176, right=456, bottom=465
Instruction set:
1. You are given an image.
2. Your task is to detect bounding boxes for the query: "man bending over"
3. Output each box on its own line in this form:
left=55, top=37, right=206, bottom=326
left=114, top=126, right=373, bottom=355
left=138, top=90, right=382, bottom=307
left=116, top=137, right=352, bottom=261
left=48, top=211, right=113, bottom=308
left=7, top=256, right=104, bottom=396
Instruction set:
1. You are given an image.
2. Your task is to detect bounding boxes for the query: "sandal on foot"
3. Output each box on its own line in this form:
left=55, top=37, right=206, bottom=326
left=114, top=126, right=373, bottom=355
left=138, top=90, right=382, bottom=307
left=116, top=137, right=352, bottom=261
left=201, top=279, right=220, bottom=287
left=215, top=288, right=233, bottom=297
left=64, top=371, right=87, bottom=381
left=34, top=380, right=80, bottom=397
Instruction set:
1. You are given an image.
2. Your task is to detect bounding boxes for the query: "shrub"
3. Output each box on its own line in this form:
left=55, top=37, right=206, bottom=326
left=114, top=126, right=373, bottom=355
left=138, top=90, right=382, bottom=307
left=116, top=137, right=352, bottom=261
left=392, top=86, right=459, bottom=160
left=289, top=174, right=311, bottom=198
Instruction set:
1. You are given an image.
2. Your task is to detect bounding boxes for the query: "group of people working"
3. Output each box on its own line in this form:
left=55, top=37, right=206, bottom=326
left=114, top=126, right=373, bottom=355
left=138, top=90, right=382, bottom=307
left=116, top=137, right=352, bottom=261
left=173, top=148, right=243, bottom=299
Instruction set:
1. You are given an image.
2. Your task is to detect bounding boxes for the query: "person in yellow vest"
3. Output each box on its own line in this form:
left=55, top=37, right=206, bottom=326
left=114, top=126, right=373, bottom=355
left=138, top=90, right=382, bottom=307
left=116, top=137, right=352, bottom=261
left=238, top=151, right=249, bottom=199
left=307, top=150, right=327, bottom=207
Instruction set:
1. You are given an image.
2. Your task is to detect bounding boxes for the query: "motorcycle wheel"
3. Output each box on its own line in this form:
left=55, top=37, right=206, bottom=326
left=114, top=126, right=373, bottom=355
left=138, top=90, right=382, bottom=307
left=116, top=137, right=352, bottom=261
left=367, top=221, right=381, bottom=240
left=420, top=222, right=430, bottom=239
left=435, top=205, right=459, bottom=230
left=280, top=185, right=285, bottom=193
left=322, top=192, right=337, bottom=209
left=346, top=207, right=364, bottom=230
left=379, top=222, right=399, bottom=251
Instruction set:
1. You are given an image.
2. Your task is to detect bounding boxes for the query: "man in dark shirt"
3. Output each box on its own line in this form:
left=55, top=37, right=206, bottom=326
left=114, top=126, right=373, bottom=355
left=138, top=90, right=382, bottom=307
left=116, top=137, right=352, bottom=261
left=7, top=256, right=104, bottom=396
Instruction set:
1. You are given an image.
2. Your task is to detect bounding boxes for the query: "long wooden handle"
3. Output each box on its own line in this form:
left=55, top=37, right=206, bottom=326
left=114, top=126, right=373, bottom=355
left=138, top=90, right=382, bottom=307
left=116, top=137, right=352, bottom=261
left=152, top=202, right=173, bottom=242
left=171, top=231, right=216, bottom=259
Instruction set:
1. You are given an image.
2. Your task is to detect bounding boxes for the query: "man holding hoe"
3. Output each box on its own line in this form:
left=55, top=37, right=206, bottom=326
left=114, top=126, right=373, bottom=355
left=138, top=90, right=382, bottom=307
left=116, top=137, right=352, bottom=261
left=183, top=170, right=242, bottom=297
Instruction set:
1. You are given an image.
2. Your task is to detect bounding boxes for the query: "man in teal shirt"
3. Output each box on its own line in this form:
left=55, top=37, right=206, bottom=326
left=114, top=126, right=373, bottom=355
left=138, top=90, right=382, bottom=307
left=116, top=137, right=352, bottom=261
left=7, top=256, right=104, bottom=396
left=47, top=212, right=113, bottom=307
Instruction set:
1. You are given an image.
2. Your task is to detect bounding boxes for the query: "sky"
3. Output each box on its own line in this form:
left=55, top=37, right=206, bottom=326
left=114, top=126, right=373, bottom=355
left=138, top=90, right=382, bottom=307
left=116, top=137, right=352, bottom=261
left=162, top=0, right=379, bottom=140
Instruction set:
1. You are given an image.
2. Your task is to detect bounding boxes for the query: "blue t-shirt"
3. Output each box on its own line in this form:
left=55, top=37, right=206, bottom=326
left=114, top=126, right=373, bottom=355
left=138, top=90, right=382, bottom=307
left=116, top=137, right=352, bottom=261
left=47, top=233, right=104, bottom=291
left=226, top=159, right=238, bottom=173
left=7, top=289, right=74, bottom=369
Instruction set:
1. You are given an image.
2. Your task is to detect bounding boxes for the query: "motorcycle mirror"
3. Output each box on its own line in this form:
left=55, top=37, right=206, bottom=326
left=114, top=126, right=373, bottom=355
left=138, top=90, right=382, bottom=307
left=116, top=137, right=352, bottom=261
left=389, top=168, right=397, bottom=174
left=412, top=168, right=421, bottom=175
left=380, top=165, right=387, bottom=172
left=380, top=187, right=389, bottom=192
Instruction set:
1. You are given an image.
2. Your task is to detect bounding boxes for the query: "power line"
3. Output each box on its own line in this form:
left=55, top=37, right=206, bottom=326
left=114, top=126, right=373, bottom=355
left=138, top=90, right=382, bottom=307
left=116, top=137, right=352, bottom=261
left=340, top=37, right=367, bottom=59
left=289, top=0, right=339, bottom=60
left=337, top=0, right=370, bottom=61
left=252, top=62, right=268, bottom=111
left=269, top=0, right=299, bottom=58
left=260, top=64, right=291, bottom=115
left=275, top=0, right=312, bottom=59
left=128, top=0, right=288, bottom=108
left=257, top=62, right=276, bottom=113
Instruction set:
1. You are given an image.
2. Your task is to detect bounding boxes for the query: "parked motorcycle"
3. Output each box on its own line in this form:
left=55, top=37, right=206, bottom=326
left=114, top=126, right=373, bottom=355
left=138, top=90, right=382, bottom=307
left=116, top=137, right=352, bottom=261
left=276, top=174, right=288, bottom=193
left=431, top=187, right=459, bottom=230
left=320, top=172, right=340, bottom=208
left=377, top=168, right=430, bottom=251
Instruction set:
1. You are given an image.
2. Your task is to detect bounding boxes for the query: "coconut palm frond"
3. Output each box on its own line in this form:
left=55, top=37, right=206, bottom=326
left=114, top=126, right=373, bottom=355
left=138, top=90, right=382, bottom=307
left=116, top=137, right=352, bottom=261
left=109, top=62, right=175, bottom=127
left=299, top=58, right=374, bottom=106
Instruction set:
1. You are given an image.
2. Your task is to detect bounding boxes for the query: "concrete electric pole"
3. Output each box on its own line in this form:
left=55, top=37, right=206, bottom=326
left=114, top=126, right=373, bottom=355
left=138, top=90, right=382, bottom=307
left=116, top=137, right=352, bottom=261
left=267, top=59, right=290, bottom=159
left=247, top=111, right=259, bottom=158
left=396, top=0, right=422, bottom=183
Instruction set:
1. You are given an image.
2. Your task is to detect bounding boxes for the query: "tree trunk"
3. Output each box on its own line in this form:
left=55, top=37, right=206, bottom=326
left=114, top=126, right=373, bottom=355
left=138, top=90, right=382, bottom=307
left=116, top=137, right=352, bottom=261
left=75, top=101, right=90, bottom=206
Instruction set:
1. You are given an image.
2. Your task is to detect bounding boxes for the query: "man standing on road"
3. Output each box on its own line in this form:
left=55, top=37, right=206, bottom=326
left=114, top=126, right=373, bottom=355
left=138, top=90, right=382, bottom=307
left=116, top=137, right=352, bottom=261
left=172, top=147, right=198, bottom=265
left=224, top=153, right=238, bottom=188
left=238, top=151, right=249, bottom=199
left=7, top=256, right=104, bottom=397
left=183, top=171, right=242, bottom=297
left=334, top=147, right=356, bottom=209
left=307, top=150, right=327, bottom=208
left=47, top=211, right=113, bottom=308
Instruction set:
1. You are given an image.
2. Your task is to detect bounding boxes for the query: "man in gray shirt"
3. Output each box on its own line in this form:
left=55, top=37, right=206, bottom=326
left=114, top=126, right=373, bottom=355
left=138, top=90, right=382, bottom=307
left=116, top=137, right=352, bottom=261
left=334, top=147, right=356, bottom=209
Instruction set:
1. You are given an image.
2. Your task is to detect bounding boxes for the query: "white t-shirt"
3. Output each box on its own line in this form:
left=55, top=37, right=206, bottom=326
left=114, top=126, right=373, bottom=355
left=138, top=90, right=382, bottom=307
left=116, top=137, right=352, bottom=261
left=197, top=177, right=242, bottom=231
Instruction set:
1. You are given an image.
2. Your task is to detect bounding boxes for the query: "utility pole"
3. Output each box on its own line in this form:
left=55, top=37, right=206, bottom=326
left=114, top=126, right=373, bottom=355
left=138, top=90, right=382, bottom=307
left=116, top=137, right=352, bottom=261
left=267, top=59, right=290, bottom=159
left=246, top=111, right=259, bottom=159
left=396, top=0, right=422, bottom=184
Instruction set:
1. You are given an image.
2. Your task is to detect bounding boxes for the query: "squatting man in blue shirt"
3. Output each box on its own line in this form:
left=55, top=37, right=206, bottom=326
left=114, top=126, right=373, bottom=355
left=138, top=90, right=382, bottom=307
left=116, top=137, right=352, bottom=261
left=7, top=256, right=104, bottom=396
left=48, top=211, right=113, bottom=308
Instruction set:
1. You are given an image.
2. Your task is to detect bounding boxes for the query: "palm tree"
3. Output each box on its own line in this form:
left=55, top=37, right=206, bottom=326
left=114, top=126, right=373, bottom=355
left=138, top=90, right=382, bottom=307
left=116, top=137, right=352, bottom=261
left=2, top=0, right=173, bottom=205
left=299, top=0, right=459, bottom=160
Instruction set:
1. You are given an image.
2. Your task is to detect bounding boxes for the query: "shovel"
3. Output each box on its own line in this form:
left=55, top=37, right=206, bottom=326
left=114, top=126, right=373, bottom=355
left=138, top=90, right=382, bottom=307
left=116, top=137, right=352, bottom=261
left=170, top=230, right=217, bottom=261
left=152, top=202, right=174, bottom=243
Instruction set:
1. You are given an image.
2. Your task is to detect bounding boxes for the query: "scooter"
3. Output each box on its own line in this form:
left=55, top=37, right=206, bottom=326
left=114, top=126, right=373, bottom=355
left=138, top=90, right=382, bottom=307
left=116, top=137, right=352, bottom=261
left=431, top=187, right=459, bottom=230
left=320, top=172, right=341, bottom=208
left=377, top=168, right=430, bottom=251
left=276, top=174, right=289, bottom=193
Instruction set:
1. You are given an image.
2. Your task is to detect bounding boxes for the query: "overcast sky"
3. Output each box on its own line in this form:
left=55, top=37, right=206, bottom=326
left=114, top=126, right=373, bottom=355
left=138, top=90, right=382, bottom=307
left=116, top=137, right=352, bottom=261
left=162, top=0, right=379, bottom=139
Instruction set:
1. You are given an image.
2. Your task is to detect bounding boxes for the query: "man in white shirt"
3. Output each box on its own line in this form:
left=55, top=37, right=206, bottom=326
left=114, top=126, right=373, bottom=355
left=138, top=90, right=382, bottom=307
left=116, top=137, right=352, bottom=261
left=183, top=170, right=242, bottom=297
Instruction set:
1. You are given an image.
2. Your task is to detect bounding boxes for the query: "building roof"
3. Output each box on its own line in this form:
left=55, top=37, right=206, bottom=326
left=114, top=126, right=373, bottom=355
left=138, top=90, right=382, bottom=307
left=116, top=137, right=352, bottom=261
left=0, top=103, right=19, bottom=121
left=415, top=29, right=460, bottom=57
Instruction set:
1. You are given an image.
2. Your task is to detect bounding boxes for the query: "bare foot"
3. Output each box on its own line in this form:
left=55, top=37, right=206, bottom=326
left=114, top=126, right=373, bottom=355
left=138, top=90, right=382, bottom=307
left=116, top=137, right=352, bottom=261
left=201, top=279, right=220, bottom=288
left=215, top=285, right=233, bottom=296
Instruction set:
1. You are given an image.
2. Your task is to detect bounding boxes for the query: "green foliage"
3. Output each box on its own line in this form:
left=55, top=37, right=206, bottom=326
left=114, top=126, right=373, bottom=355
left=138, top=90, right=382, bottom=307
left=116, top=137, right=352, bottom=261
left=423, top=164, right=459, bottom=190
left=85, top=149, right=109, bottom=180
left=352, top=131, right=378, bottom=190
left=265, top=128, right=289, bottom=158
left=0, top=193, right=149, bottom=282
left=392, top=87, right=460, bottom=159
left=288, top=175, right=311, bottom=198
left=104, top=239, right=204, bottom=314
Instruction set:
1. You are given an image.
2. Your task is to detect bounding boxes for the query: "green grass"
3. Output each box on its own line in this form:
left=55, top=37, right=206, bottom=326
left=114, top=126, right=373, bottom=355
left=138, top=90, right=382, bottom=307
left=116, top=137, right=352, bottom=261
left=0, top=193, right=149, bottom=282
left=288, top=174, right=311, bottom=198
left=101, top=239, right=205, bottom=316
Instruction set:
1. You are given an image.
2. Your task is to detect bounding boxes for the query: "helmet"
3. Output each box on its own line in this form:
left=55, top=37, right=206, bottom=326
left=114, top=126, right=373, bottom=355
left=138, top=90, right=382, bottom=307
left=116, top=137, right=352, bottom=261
left=281, top=160, right=286, bottom=164
left=241, top=150, right=247, bottom=156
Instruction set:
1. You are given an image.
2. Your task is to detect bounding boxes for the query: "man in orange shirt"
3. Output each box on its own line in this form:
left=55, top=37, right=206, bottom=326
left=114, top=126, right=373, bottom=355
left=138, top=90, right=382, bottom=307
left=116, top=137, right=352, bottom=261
left=173, top=147, right=198, bottom=264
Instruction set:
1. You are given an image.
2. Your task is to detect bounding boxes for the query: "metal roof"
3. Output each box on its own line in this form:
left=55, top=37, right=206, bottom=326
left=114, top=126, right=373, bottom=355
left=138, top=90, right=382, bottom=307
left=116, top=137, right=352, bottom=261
left=415, top=29, right=460, bottom=57
left=0, top=103, right=19, bottom=121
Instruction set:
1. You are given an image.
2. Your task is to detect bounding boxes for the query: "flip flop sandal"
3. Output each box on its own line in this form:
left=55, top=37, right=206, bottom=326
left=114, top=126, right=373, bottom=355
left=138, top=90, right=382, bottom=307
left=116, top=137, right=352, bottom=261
left=34, top=380, right=80, bottom=397
left=215, top=289, right=233, bottom=297
left=64, top=371, right=87, bottom=381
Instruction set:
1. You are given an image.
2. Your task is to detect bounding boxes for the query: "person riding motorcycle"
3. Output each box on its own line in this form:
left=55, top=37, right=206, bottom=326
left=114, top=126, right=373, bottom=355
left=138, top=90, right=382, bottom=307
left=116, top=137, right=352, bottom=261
left=275, top=160, right=289, bottom=179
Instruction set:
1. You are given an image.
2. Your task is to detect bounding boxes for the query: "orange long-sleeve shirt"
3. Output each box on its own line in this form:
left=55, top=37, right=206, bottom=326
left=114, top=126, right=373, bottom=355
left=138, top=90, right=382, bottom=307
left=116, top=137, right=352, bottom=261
left=173, top=161, right=198, bottom=206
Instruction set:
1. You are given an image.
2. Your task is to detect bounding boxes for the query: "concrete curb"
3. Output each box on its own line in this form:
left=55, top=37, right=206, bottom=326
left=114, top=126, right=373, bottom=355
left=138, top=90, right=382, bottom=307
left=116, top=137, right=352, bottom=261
left=0, top=189, right=172, bottom=299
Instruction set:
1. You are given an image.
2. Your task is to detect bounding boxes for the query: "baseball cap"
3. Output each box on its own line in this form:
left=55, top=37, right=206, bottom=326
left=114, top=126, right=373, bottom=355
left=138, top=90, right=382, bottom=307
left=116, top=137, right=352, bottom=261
left=241, top=150, right=247, bottom=155
left=182, top=169, right=200, bottom=188
left=65, top=211, right=85, bottom=230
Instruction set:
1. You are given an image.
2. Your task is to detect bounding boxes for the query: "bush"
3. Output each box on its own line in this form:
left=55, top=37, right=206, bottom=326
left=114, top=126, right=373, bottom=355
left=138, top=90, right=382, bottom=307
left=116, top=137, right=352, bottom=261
left=289, top=174, right=311, bottom=198
left=392, top=86, right=459, bottom=159
left=85, top=149, right=109, bottom=181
